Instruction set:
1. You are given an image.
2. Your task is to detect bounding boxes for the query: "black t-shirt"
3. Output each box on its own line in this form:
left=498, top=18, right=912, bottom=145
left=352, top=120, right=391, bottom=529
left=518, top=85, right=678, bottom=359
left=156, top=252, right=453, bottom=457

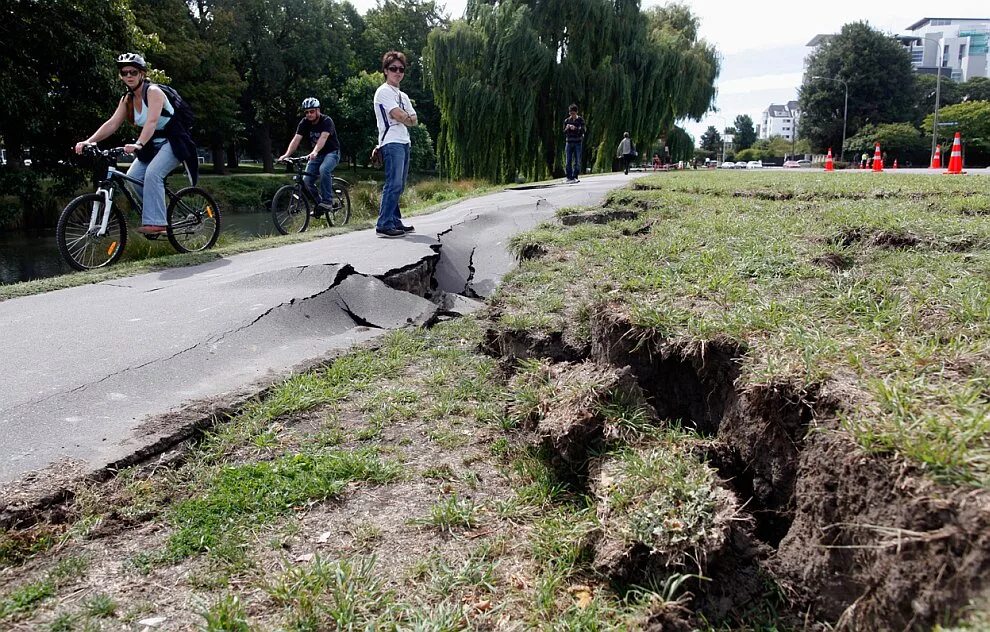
left=295, top=114, right=339, bottom=155
left=563, top=115, right=585, bottom=143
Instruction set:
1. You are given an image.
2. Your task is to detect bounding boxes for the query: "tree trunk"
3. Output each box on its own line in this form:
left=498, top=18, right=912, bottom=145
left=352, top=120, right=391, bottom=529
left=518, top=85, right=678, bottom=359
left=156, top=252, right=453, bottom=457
left=227, top=142, right=239, bottom=169
left=210, top=140, right=227, bottom=175
left=260, top=121, right=273, bottom=172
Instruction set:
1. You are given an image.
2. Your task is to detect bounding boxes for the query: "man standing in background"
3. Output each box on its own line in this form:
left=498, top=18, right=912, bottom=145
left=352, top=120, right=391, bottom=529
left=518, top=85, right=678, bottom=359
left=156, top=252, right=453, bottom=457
left=563, top=104, right=585, bottom=183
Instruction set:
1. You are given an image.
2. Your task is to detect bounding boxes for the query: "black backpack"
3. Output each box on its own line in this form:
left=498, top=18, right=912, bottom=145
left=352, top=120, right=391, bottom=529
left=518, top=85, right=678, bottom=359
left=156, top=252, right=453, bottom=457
left=138, top=81, right=195, bottom=131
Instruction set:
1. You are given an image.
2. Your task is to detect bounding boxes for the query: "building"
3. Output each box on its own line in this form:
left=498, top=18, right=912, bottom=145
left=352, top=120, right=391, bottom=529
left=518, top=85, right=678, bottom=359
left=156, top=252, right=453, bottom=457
left=903, top=18, right=989, bottom=81
left=760, top=101, right=800, bottom=141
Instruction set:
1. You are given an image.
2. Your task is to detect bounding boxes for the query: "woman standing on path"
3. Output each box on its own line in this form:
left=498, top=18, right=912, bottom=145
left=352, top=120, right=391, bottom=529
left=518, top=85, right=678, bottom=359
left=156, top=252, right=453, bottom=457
left=372, top=50, right=418, bottom=238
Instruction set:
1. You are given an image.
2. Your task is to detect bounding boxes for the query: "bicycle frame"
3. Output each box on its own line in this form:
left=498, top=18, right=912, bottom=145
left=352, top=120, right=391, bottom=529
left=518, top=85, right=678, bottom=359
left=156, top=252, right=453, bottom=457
left=89, top=167, right=143, bottom=237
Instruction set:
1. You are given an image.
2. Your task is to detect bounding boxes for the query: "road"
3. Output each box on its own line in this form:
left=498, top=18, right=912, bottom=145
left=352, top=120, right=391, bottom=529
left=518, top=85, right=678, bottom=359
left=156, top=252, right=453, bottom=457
left=0, top=174, right=635, bottom=491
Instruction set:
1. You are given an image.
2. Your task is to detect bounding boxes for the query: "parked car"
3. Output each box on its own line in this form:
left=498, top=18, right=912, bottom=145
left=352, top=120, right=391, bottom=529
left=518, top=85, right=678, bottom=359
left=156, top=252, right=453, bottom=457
left=719, top=161, right=735, bottom=169
left=783, top=160, right=800, bottom=168
left=746, top=160, right=763, bottom=169
left=797, top=159, right=812, bottom=167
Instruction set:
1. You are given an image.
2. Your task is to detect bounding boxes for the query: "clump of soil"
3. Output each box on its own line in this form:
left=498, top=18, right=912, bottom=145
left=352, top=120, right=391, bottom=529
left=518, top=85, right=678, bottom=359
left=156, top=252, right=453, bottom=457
left=590, top=303, right=744, bottom=436
left=771, top=429, right=990, bottom=630
left=559, top=208, right=640, bottom=226
left=811, top=252, right=853, bottom=271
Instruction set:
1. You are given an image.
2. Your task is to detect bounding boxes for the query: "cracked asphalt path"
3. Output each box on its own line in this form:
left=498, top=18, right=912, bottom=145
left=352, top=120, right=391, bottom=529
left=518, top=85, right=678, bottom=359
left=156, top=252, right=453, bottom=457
left=0, top=173, right=635, bottom=485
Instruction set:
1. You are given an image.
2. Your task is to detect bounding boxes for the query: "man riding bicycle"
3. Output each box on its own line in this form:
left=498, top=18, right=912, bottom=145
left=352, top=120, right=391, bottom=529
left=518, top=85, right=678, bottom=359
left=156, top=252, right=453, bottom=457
left=278, top=98, right=341, bottom=217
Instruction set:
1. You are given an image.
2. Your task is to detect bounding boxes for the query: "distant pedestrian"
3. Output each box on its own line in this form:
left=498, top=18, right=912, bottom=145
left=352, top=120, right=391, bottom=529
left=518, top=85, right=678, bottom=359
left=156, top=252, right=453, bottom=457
left=653, top=153, right=661, bottom=171
left=372, top=50, right=417, bottom=238
left=861, top=152, right=869, bottom=169
left=563, top=104, right=585, bottom=183
left=615, top=132, right=636, bottom=175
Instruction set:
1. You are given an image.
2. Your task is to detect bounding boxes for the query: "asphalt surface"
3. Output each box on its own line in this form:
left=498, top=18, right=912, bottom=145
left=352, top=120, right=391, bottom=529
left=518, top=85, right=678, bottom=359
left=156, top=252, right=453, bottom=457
left=0, top=173, right=635, bottom=486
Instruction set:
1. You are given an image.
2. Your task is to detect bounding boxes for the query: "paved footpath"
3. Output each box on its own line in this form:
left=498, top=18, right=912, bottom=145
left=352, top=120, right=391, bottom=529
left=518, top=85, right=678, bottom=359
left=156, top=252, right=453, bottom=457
left=0, top=174, right=636, bottom=489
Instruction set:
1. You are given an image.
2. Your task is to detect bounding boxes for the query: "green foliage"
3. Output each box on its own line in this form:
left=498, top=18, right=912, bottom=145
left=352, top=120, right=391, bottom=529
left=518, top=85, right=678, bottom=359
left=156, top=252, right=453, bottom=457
left=665, top=126, right=694, bottom=162
left=800, top=22, right=916, bottom=153
left=733, top=114, right=757, bottom=150
left=424, top=0, right=718, bottom=182
left=844, top=122, right=929, bottom=163
left=167, top=450, right=401, bottom=558
left=699, top=126, right=722, bottom=153
left=200, top=594, right=251, bottom=631
left=922, top=101, right=990, bottom=164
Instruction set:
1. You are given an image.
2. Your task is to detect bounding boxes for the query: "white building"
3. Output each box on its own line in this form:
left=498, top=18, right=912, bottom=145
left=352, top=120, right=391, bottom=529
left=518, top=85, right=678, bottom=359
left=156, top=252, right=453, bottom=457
left=904, top=18, right=990, bottom=82
left=760, top=101, right=800, bottom=141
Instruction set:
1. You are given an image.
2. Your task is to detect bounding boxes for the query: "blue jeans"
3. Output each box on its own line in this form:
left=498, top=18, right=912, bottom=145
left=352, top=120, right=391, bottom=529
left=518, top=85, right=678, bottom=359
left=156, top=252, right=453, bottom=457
left=127, top=140, right=180, bottom=226
left=304, top=150, right=340, bottom=204
left=565, top=141, right=582, bottom=180
left=377, top=142, right=410, bottom=231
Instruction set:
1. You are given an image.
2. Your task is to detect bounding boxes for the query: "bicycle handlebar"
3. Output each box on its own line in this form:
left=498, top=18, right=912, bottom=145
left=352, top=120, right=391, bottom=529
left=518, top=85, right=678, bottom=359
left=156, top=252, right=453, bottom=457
left=80, top=145, right=128, bottom=159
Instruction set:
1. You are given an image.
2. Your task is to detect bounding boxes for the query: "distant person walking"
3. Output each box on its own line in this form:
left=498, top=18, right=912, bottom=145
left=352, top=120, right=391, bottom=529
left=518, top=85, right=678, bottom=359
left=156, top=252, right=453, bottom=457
left=563, top=104, right=585, bottom=183
left=861, top=152, right=869, bottom=169
left=615, top=132, right=636, bottom=175
left=372, top=50, right=417, bottom=238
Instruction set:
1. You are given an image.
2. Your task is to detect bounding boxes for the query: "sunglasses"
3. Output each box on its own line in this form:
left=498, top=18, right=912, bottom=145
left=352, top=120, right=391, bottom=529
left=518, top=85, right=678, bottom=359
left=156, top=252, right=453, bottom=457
left=119, top=69, right=141, bottom=77
left=386, top=65, right=406, bottom=74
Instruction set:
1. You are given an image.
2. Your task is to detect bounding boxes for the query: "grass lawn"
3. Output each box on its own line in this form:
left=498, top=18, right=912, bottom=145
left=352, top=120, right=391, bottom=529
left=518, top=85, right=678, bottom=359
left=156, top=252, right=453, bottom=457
left=1, top=170, right=988, bottom=630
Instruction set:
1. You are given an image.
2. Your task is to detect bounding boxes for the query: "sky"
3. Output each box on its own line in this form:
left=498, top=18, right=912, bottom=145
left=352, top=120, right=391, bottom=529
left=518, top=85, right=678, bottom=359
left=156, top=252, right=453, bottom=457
left=349, top=0, right=990, bottom=142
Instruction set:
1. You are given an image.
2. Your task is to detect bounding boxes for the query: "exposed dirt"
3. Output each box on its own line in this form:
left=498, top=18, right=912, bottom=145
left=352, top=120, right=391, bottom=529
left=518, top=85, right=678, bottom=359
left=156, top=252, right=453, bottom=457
left=559, top=208, right=641, bottom=226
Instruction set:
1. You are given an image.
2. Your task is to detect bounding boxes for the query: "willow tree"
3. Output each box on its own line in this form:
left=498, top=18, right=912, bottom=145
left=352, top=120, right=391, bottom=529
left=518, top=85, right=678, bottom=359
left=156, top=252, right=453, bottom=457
left=423, top=0, right=718, bottom=181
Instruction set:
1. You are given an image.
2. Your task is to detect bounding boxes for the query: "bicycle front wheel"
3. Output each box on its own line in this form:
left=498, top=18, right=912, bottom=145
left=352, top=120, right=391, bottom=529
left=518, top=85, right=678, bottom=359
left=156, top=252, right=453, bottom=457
left=272, top=184, right=310, bottom=234
left=167, top=187, right=221, bottom=253
left=327, top=178, right=352, bottom=227
left=56, top=193, right=127, bottom=271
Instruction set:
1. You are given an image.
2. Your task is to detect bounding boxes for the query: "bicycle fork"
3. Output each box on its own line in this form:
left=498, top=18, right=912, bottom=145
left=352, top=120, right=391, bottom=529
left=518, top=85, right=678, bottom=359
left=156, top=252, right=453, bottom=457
left=90, top=172, right=116, bottom=237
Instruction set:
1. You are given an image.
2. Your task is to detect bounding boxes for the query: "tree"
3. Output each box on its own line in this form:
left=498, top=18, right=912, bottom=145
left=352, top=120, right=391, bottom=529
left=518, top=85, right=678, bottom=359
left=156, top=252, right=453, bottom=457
left=424, top=0, right=718, bottom=182
left=336, top=70, right=383, bottom=169
left=909, top=74, right=962, bottom=127
left=732, top=114, right=756, bottom=150
left=1, top=0, right=138, bottom=168
left=960, top=77, right=990, bottom=103
left=0, top=0, right=144, bottom=228
left=360, top=0, right=448, bottom=145
left=799, top=22, right=916, bottom=154
left=216, top=0, right=356, bottom=171
left=923, top=101, right=990, bottom=164
left=843, top=122, right=928, bottom=163
left=131, top=0, right=244, bottom=173
left=699, top=126, right=722, bottom=154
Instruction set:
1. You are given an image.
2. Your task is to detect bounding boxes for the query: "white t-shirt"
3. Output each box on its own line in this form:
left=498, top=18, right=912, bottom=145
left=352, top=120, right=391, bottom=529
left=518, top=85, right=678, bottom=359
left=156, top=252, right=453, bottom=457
left=373, top=83, right=415, bottom=145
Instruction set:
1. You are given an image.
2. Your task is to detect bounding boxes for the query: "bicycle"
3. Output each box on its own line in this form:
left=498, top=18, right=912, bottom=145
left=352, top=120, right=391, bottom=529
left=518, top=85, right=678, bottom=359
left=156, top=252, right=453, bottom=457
left=57, top=146, right=221, bottom=271
left=271, top=157, right=351, bottom=234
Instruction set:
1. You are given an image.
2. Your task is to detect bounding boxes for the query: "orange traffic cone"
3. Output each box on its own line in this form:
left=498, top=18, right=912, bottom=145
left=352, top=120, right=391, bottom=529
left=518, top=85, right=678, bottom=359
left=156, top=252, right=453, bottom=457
left=872, top=143, right=883, bottom=172
left=825, top=148, right=834, bottom=172
left=930, top=144, right=942, bottom=169
left=944, top=132, right=965, bottom=175
left=892, top=159, right=898, bottom=169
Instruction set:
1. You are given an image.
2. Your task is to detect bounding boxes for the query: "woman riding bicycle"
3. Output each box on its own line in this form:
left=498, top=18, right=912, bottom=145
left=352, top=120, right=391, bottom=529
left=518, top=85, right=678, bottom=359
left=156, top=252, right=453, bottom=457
left=74, top=53, right=196, bottom=235
left=277, top=97, right=341, bottom=217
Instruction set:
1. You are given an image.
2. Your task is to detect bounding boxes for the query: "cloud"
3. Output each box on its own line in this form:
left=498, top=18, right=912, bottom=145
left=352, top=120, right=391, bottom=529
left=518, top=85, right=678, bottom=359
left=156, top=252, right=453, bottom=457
left=718, top=72, right=805, bottom=96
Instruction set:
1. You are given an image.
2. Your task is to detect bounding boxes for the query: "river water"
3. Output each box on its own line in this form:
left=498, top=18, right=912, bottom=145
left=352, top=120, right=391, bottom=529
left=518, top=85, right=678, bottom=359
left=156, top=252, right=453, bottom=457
left=0, top=212, right=278, bottom=286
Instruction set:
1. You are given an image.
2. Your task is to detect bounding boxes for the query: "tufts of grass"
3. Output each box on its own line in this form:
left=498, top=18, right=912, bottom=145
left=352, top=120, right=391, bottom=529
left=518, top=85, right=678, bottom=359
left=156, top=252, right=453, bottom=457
left=200, top=594, right=251, bottom=632
left=166, top=449, right=401, bottom=559
left=82, top=593, right=117, bottom=618
left=413, top=494, right=480, bottom=534
left=0, top=556, right=88, bottom=621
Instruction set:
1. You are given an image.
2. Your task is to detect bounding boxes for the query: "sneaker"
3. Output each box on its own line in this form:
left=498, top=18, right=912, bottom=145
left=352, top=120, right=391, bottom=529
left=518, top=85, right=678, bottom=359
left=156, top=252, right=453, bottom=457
left=312, top=202, right=332, bottom=218
left=376, top=227, right=405, bottom=238
left=136, top=225, right=167, bottom=235
left=399, top=224, right=415, bottom=232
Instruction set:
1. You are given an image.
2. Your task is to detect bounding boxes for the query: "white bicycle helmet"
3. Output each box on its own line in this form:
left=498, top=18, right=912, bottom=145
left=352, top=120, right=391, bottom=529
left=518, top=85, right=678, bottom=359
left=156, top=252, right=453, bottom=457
left=115, top=52, right=147, bottom=70
left=301, top=97, right=320, bottom=110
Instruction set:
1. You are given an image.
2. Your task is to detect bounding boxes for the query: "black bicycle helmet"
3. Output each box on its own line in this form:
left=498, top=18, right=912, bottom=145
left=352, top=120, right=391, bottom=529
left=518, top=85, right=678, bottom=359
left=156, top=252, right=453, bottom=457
left=301, top=97, right=320, bottom=110
left=116, top=53, right=147, bottom=70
